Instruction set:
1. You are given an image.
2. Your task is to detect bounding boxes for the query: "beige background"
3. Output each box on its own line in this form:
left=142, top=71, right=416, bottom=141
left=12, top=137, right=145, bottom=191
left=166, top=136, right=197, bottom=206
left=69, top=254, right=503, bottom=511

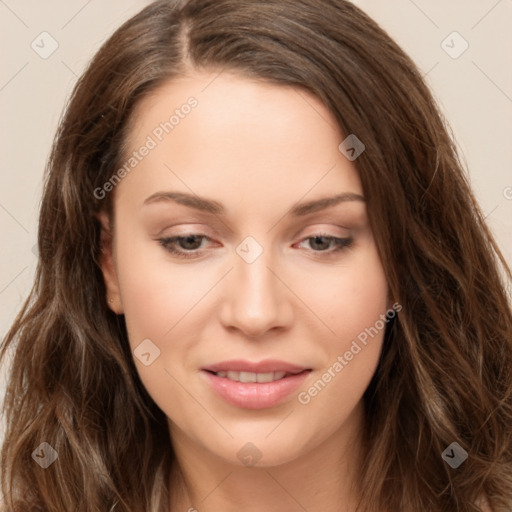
left=1, top=0, right=511, bottom=439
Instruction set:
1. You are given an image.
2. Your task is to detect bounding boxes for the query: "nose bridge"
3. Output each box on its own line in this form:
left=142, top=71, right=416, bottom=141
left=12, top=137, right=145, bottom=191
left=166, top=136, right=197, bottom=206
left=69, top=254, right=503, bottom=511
left=219, top=236, right=290, bottom=336
left=237, top=246, right=275, bottom=303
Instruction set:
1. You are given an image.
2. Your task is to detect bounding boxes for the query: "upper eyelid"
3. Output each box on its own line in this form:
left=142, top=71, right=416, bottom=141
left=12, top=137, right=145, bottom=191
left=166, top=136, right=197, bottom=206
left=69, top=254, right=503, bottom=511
left=159, top=222, right=353, bottom=238
left=164, top=230, right=350, bottom=241
left=163, top=232, right=351, bottom=249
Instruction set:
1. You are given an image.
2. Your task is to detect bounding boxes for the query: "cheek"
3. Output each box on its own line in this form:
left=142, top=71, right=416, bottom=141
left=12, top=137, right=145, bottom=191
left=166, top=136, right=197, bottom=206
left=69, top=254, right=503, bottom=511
left=113, top=236, right=203, bottom=415
left=115, top=231, right=211, bottom=345
left=298, top=253, right=388, bottom=418
left=310, top=249, right=389, bottom=343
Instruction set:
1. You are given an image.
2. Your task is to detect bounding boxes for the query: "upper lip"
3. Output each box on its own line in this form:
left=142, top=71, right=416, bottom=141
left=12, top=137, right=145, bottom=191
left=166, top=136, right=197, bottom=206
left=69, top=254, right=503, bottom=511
left=202, top=359, right=311, bottom=374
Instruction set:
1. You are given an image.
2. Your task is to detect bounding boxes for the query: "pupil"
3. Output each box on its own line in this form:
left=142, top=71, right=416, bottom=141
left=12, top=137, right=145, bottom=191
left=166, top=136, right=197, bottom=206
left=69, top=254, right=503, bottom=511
left=312, top=236, right=329, bottom=251
left=182, top=235, right=201, bottom=250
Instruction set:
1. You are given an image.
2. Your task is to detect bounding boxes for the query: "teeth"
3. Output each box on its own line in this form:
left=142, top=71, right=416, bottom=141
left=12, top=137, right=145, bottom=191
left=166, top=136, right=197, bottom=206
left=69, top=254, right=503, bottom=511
left=216, top=370, right=288, bottom=382
left=265, top=371, right=286, bottom=382
left=239, top=371, right=257, bottom=383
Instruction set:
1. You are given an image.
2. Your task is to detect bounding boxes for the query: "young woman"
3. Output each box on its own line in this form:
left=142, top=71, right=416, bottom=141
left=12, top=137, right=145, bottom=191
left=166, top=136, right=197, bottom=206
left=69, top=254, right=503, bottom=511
left=1, top=1, right=511, bottom=511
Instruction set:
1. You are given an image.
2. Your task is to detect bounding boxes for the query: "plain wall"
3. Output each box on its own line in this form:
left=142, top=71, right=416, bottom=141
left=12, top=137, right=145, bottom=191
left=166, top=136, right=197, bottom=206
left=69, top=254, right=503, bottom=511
left=1, top=0, right=511, bottom=442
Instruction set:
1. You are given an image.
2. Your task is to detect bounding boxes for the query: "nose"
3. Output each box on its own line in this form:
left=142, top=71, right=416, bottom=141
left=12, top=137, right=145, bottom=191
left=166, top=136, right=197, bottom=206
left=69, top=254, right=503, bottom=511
left=218, top=243, right=293, bottom=338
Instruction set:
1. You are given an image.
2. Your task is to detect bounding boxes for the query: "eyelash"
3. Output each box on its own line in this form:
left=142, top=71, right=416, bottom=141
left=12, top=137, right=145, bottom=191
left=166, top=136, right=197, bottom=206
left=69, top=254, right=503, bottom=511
left=158, top=233, right=353, bottom=260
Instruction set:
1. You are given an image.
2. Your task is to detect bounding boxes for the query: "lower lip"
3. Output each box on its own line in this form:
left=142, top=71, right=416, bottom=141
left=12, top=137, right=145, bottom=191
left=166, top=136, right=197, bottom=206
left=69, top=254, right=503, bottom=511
left=202, top=370, right=311, bottom=409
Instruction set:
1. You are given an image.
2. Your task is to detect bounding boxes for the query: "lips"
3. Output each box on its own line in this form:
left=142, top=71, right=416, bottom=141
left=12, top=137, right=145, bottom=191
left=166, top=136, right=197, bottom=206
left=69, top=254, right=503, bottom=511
left=201, top=359, right=312, bottom=409
left=202, top=359, right=309, bottom=374
left=213, top=370, right=289, bottom=383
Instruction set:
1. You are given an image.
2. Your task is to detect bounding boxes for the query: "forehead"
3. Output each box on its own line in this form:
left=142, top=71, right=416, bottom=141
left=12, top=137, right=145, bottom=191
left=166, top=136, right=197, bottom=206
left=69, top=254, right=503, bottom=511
left=115, top=70, right=363, bottom=217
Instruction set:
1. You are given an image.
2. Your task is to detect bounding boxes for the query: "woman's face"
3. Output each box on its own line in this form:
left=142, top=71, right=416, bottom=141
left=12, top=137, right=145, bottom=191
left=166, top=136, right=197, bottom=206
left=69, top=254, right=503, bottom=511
left=99, top=70, right=390, bottom=467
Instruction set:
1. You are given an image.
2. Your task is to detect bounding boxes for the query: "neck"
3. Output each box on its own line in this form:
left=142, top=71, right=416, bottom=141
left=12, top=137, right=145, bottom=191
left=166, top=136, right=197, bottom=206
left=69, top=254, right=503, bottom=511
left=168, top=401, right=367, bottom=512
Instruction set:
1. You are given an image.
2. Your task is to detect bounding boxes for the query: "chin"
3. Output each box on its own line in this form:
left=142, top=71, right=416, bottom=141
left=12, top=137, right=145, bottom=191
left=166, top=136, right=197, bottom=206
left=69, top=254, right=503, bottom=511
left=200, top=427, right=314, bottom=469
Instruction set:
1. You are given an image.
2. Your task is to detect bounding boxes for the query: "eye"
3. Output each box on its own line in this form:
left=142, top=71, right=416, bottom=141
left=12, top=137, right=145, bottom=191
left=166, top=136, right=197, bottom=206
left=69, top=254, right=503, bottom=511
left=296, top=234, right=353, bottom=255
left=158, top=234, right=212, bottom=259
left=158, top=233, right=354, bottom=260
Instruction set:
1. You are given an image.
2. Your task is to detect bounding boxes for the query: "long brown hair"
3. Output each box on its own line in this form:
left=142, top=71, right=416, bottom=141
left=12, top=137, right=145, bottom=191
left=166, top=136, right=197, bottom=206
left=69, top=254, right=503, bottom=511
left=1, top=1, right=511, bottom=510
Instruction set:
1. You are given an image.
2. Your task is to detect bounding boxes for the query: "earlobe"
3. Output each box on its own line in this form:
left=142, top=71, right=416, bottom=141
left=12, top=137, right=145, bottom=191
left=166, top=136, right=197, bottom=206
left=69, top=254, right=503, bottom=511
left=96, top=210, right=124, bottom=315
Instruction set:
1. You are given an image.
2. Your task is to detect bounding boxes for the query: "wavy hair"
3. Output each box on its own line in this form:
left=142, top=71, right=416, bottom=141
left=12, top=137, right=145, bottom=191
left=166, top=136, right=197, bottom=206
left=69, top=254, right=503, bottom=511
left=1, top=0, right=511, bottom=510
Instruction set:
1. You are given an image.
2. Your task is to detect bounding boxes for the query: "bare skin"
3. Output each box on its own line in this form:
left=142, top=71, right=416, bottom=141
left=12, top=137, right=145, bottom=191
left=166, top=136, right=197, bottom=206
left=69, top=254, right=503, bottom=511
left=98, top=70, right=391, bottom=512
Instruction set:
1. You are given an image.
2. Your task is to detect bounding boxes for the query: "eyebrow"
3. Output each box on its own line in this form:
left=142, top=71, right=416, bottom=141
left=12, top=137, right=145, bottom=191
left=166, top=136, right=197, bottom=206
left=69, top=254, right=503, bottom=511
left=142, top=191, right=365, bottom=216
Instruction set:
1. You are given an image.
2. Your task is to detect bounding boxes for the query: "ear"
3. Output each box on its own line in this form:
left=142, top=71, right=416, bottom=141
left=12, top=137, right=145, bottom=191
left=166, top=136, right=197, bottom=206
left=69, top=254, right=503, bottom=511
left=96, top=210, right=124, bottom=315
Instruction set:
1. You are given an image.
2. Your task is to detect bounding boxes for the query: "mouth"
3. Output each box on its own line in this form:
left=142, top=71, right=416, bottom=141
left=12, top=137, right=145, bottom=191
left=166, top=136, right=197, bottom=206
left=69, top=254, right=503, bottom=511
left=200, top=360, right=312, bottom=409
left=204, top=369, right=308, bottom=383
